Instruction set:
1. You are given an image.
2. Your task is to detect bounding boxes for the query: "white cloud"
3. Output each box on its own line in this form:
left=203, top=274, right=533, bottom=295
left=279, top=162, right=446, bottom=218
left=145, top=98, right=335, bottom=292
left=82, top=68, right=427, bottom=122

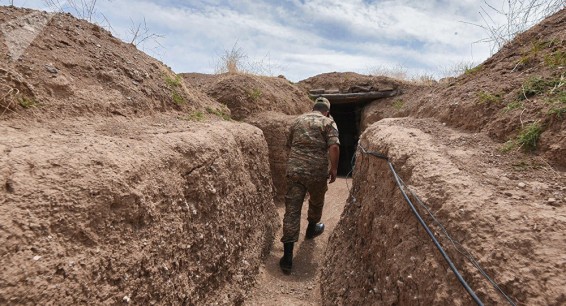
left=6, top=0, right=553, bottom=81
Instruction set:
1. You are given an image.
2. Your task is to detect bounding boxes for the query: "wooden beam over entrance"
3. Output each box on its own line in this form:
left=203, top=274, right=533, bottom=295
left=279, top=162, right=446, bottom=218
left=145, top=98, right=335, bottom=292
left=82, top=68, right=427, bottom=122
left=309, top=90, right=399, bottom=104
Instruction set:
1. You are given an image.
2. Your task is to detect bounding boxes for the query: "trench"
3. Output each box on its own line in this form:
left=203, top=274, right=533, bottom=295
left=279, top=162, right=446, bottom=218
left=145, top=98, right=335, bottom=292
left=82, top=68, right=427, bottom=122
left=245, top=100, right=370, bottom=304
left=245, top=178, right=350, bottom=305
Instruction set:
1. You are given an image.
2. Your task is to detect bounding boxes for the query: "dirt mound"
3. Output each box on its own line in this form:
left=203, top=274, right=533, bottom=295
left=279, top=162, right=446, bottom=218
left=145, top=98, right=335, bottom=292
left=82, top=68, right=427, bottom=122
left=297, top=71, right=404, bottom=94
left=322, top=118, right=566, bottom=305
left=368, top=8, right=566, bottom=169
left=0, top=7, right=224, bottom=120
left=182, top=72, right=311, bottom=121
left=182, top=73, right=314, bottom=203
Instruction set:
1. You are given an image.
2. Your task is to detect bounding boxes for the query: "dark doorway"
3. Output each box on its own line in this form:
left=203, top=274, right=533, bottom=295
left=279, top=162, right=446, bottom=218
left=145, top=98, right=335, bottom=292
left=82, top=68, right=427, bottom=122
left=330, top=103, right=361, bottom=176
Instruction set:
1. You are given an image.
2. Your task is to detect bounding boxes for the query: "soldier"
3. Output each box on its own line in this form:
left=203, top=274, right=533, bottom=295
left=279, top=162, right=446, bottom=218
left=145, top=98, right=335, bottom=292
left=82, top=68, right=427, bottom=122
left=280, top=97, right=340, bottom=274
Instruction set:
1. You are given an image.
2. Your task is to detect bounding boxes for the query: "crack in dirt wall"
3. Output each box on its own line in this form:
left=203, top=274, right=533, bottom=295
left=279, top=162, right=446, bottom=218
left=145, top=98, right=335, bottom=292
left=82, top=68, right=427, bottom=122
left=0, top=117, right=278, bottom=305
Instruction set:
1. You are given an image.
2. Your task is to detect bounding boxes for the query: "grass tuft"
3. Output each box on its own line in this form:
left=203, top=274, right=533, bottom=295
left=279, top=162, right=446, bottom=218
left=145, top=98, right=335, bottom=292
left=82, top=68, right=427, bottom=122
left=206, top=107, right=231, bottom=120
left=464, top=64, right=483, bottom=75
left=184, top=111, right=204, bottom=121
left=392, top=99, right=404, bottom=110
left=165, top=74, right=182, bottom=87
left=544, top=51, right=566, bottom=67
left=19, top=96, right=36, bottom=108
left=516, top=122, right=542, bottom=151
left=247, top=88, right=262, bottom=101
left=477, top=91, right=502, bottom=104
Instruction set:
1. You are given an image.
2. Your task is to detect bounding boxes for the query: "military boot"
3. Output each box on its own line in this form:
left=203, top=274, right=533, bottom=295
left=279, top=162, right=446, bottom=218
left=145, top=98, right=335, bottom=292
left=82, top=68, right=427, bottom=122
left=305, top=222, right=325, bottom=239
left=279, top=242, right=294, bottom=274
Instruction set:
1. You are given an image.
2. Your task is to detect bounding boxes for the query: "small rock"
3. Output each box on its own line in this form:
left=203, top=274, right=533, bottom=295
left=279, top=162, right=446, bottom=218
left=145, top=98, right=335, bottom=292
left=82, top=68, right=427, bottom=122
left=33, top=255, right=42, bottom=261
left=518, top=182, right=526, bottom=188
left=546, top=198, right=559, bottom=207
left=96, top=44, right=102, bottom=48
left=122, top=295, right=130, bottom=303
left=45, top=64, right=58, bottom=74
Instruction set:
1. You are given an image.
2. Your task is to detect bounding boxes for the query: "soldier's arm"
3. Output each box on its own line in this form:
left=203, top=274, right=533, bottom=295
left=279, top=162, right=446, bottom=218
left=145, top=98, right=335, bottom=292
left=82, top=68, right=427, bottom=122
left=326, top=119, right=340, bottom=183
left=328, top=144, right=339, bottom=183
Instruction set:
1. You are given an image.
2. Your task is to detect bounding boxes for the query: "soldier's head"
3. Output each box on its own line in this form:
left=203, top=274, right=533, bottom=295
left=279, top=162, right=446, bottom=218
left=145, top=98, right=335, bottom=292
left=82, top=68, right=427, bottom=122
left=313, top=97, right=330, bottom=116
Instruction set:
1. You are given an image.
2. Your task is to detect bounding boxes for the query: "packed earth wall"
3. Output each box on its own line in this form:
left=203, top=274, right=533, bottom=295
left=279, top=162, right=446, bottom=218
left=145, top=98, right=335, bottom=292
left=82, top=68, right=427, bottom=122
left=245, top=111, right=296, bottom=204
left=0, top=118, right=278, bottom=305
left=322, top=118, right=566, bottom=305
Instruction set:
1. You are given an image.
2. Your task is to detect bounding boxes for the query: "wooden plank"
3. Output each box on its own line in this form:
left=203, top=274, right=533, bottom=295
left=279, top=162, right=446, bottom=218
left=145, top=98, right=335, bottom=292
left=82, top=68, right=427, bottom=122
left=309, top=90, right=399, bottom=104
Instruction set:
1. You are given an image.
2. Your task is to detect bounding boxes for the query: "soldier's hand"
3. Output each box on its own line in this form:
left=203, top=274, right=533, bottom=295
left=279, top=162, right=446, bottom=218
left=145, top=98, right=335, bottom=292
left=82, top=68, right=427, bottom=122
left=328, top=169, right=337, bottom=184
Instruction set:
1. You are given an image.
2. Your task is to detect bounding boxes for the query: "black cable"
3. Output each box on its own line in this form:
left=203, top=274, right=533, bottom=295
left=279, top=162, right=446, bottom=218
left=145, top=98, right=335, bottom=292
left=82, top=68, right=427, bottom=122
left=358, top=144, right=485, bottom=306
left=398, top=175, right=517, bottom=306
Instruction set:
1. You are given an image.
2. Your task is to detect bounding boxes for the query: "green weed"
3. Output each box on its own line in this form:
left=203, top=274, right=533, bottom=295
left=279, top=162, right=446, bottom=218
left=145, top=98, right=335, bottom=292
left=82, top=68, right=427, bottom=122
left=512, top=160, right=543, bottom=171
left=518, top=76, right=561, bottom=100
left=464, top=64, right=483, bottom=75
left=500, top=140, right=516, bottom=153
left=477, top=91, right=502, bottom=104
left=544, top=51, right=566, bottom=67
left=18, top=96, right=36, bottom=108
left=206, top=107, right=231, bottom=120
left=548, top=106, right=566, bottom=119
left=247, top=88, right=262, bottom=101
left=504, top=101, right=524, bottom=112
left=172, top=92, right=185, bottom=105
left=392, top=99, right=404, bottom=110
left=165, top=74, right=182, bottom=87
left=516, top=122, right=542, bottom=151
left=184, top=111, right=204, bottom=121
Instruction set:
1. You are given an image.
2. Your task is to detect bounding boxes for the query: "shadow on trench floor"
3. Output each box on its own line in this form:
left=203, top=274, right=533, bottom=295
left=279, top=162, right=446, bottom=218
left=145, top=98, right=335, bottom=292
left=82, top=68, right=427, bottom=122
left=245, top=178, right=351, bottom=306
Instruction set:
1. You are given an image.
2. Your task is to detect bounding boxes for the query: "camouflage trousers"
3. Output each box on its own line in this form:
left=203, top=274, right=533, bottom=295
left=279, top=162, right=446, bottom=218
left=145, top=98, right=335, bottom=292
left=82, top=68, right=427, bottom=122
left=281, top=175, right=328, bottom=243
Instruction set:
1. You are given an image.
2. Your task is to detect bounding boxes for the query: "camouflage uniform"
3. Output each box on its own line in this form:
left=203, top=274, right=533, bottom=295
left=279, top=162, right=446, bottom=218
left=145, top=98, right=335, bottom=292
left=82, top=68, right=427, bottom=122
left=281, top=111, right=340, bottom=243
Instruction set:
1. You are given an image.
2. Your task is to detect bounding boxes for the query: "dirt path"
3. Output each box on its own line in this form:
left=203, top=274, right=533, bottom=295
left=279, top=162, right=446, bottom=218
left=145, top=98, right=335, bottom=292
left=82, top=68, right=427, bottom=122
left=245, top=178, right=351, bottom=305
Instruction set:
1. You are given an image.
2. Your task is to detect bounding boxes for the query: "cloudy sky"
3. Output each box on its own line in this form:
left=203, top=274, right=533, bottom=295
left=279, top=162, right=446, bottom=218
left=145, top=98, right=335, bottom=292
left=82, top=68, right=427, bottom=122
left=3, top=0, right=557, bottom=81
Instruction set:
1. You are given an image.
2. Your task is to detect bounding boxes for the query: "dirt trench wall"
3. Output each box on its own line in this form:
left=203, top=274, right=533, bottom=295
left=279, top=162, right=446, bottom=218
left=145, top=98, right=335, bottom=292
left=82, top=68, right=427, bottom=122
left=0, top=118, right=277, bottom=305
left=245, top=111, right=296, bottom=204
left=321, top=118, right=566, bottom=305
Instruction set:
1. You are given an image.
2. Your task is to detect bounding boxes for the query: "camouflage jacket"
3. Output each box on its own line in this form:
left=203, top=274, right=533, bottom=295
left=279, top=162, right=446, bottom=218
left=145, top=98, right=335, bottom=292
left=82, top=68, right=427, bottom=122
left=286, top=111, right=340, bottom=178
